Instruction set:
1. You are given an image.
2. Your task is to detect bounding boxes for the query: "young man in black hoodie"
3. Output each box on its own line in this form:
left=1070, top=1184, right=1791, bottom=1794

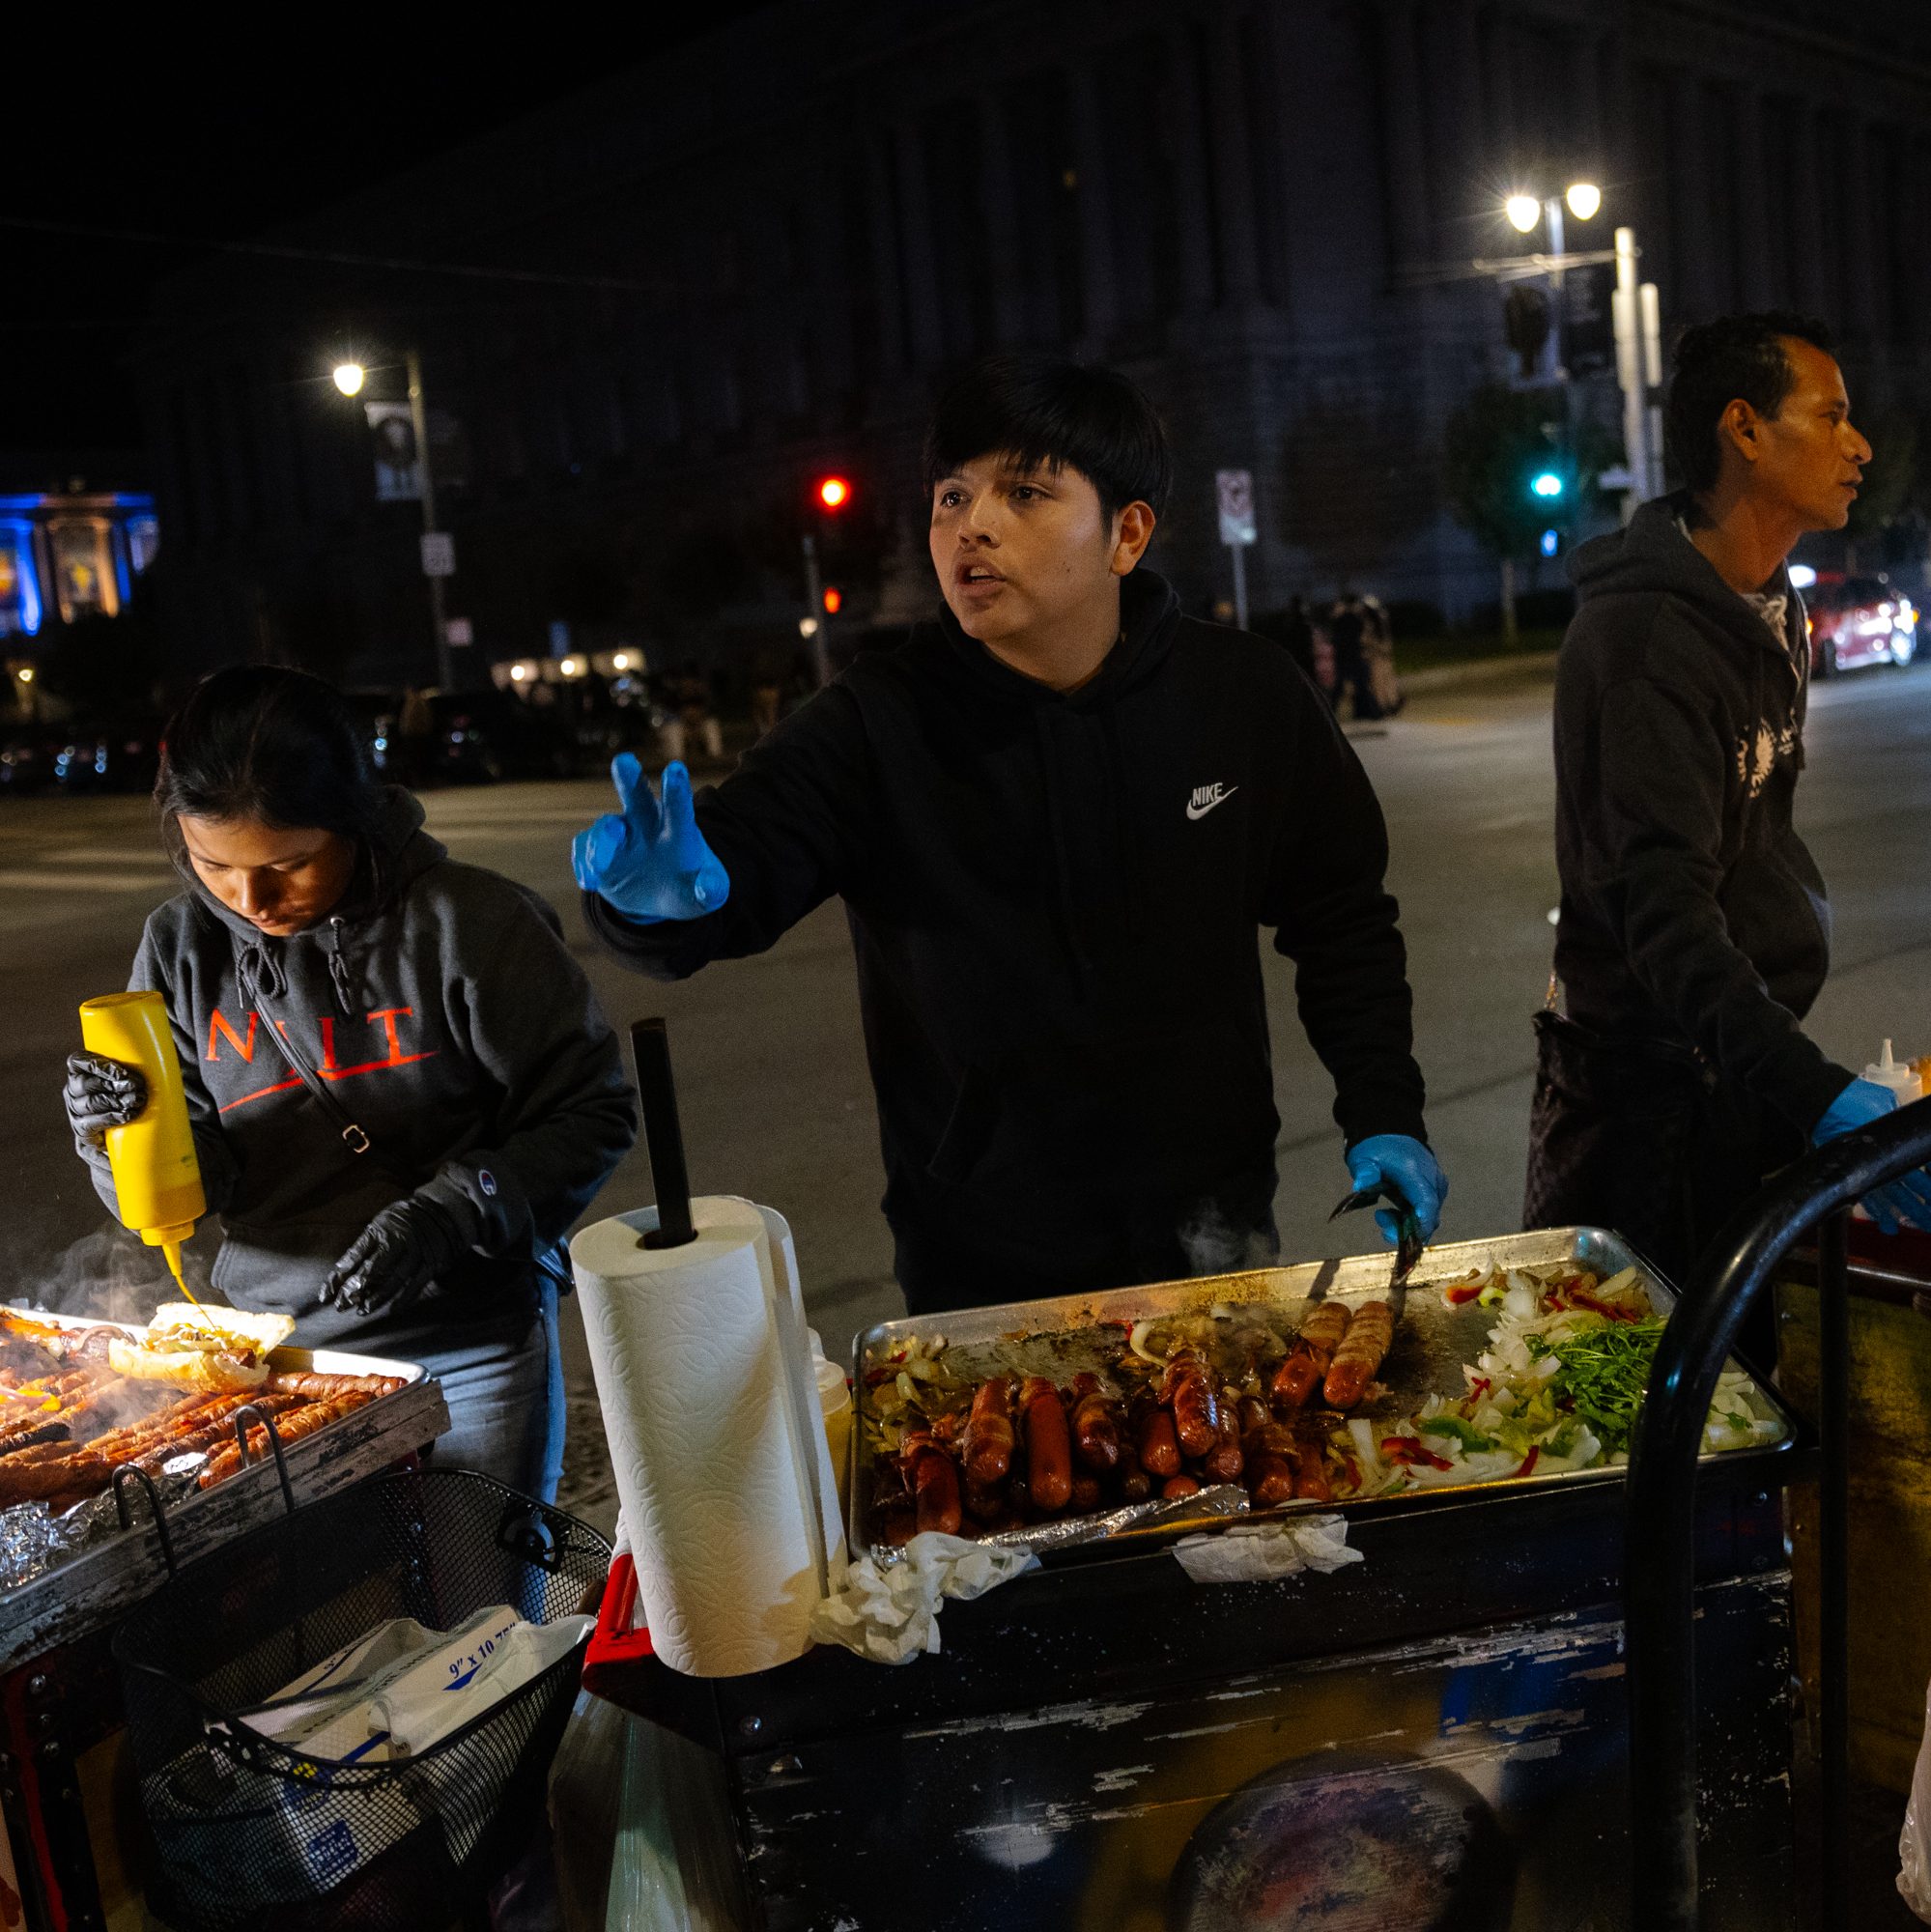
left=1526, top=313, right=1931, bottom=1288
left=575, top=355, right=1446, bottom=1314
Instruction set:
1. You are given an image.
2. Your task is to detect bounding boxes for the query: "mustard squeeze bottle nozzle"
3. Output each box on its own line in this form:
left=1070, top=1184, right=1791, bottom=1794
left=1863, top=1038, right=1923, bottom=1104
left=78, top=991, right=206, bottom=1301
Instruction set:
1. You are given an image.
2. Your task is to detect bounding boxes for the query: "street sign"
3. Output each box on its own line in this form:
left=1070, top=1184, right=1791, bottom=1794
left=443, top=616, right=473, bottom=647
left=1215, top=469, right=1257, bottom=547
left=419, top=532, right=456, bottom=578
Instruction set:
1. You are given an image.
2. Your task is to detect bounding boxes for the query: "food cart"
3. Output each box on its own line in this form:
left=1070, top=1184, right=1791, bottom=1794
left=0, top=1312, right=449, bottom=1931
left=584, top=1227, right=1805, bottom=1931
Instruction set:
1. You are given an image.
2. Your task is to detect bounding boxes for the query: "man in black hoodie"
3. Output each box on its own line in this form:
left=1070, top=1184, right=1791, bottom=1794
left=1526, top=312, right=1931, bottom=1289
left=574, top=355, right=1446, bottom=1314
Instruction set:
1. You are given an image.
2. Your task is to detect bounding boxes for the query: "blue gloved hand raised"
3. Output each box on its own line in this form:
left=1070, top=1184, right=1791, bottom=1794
left=571, top=754, right=730, bottom=924
left=1812, top=1078, right=1931, bottom=1236
left=1347, top=1134, right=1448, bottom=1246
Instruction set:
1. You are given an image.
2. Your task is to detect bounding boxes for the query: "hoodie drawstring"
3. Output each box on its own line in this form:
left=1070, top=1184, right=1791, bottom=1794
left=327, top=918, right=355, bottom=1017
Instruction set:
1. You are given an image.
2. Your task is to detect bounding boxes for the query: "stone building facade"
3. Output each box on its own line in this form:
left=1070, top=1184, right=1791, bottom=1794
left=136, top=0, right=1931, bottom=682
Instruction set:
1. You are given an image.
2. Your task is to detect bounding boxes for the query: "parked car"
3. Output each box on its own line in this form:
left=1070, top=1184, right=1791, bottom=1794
left=0, top=733, right=56, bottom=794
left=50, top=720, right=161, bottom=794
left=1805, top=573, right=1918, bottom=677
left=421, top=689, right=582, bottom=783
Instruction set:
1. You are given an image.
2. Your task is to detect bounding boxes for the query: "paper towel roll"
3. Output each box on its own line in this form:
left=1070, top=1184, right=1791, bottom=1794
left=572, top=1196, right=846, bottom=1677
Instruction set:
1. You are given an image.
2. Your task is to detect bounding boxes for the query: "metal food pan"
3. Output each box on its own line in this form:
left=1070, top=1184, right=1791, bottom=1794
left=0, top=1306, right=450, bottom=1664
left=848, top=1226, right=1801, bottom=1553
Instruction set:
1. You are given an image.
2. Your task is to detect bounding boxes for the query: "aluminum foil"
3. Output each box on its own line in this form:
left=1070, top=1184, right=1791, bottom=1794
left=0, top=1454, right=207, bottom=1591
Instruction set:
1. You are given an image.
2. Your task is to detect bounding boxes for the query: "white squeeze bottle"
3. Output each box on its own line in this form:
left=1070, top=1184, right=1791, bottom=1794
left=1862, top=1039, right=1923, bottom=1104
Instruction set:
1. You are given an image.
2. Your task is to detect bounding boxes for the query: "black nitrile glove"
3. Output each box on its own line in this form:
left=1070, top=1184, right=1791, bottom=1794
left=65, top=1052, right=147, bottom=1151
left=320, top=1197, right=469, bottom=1318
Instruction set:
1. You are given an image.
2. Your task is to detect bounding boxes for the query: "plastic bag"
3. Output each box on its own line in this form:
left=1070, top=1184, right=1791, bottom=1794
left=1901, top=1675, right=1931, bottom=1920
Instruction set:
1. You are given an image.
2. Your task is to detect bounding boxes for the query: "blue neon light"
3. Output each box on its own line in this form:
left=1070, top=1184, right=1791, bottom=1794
left=1540, top=527, right=1560, bottom=557
left=0, top=521, right=42, bottom=637
left=1530, top=471, right=1564, bottom=499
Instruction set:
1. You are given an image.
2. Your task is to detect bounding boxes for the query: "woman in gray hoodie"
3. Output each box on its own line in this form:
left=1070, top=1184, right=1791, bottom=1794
left=61, top=667, right=638, bottom=1500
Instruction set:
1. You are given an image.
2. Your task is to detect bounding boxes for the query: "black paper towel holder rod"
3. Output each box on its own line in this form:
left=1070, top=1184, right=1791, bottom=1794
left=630, top=1018, right=697, bottom=1249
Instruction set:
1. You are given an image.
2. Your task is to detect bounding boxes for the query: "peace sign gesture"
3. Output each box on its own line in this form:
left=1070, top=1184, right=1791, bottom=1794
left=571, top=755, right=730, bottom=923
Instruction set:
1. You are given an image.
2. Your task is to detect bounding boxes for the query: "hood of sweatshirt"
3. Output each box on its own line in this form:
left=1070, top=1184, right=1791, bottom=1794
left=186, top=787, right=446, bottom=1014
left=1568, top=494, right=1804, bottom=668
left=933, top=566, right=1182, bottom=708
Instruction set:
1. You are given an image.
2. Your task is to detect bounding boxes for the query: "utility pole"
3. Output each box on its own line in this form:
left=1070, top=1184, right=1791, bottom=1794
left=406, top=348, right=456, bottom=690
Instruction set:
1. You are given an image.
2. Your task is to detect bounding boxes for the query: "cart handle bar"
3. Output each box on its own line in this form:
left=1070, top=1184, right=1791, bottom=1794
left=1626, top=1094, right=1931, bottom=1929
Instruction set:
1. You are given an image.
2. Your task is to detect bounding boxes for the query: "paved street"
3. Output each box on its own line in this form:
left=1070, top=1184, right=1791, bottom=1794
left=4, top=658, right=1929, bottom=1529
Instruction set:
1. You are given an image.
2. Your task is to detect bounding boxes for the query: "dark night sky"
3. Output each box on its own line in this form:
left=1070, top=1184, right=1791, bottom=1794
left=5, top=12, right=767, bottom=455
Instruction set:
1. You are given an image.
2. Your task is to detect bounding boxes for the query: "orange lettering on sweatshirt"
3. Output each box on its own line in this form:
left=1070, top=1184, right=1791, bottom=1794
left=367, top=1008, right=414, bottom=1064
left=205, top=1008, right=258, bottom=1064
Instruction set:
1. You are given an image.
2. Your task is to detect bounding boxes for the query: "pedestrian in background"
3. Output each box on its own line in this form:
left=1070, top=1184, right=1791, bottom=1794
left=1524, top=312, right=1931, bottom=1336
left=1276, top=594, right=1318, bottom=683
left=1327, top=591, right=1383, bottom=722
left=1362, top=594, right=1405, bottom=717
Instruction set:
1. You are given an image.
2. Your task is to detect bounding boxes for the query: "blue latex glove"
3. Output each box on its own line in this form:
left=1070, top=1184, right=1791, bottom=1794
left=571, top=754, right=730, bottom=923
left=1812, top=1078, right=1931, bottom=1236
left=1347, top=1134, right=1448, bottom=1246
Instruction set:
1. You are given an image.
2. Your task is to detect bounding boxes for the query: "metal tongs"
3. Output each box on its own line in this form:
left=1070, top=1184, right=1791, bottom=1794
left=1329, top=1179, right=1425, bottom=1293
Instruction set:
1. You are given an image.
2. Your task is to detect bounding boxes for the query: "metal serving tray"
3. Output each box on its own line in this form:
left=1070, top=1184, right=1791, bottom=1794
left=848, top=1226, right=1801, bottom=1555
left=0, top=1306, right=450, bottom=1666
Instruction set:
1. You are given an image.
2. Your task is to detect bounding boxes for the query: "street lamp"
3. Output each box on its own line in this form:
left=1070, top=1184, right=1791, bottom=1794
left=328, top=347, right=456, bottom=689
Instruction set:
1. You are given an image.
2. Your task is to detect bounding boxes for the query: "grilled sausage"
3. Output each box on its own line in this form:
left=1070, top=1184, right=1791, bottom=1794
left=0, top=1453, right=112, bottom=1506
left=1162, top=1351, right=1220, bottom=1459
left=262, top=1370, right=405, bottom=1400
left=1322, top=1299, right=1396, bottom=1409
left=1133, top=1401, right=1182, bottom=1478
left=874, top=1498, right=917, bottom=1547
left=1246, top=1449, right=1299, bottom=1509
left=1019, top=1376, right=1072, bottom=1512
left=198, top=1396, right=366, bottom=1488
left=1069, top=1388, right=1122, bottom=1473
left=961, top=1477, right=1007, bottom=1524
left=0, top=1422, right=69, bottom=1461
left=1236, top=1396, right=1301, bottom=1509
left=1269, top=1348, right=1322, bottom=1410
left=1069, top=1472, right=1103, bottom=1512
left=1202, top=1407, right=1245, bottom=1484
left=1160, top=1473, right=1201, bottom=1500
left=902, top=1434, right=963, bottom=1537
left=961, top=1378, right=1016, bottom=1487
left=1292, top=1425, right=1335, bottom=1502
left=1271, top=1302, right=1352, bottom=1408
left=1116, top=1447, right=1151, bottom=1503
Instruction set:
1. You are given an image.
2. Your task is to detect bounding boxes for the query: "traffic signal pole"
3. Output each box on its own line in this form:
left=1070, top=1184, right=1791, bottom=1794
left=800, top=532, right=832, bottom=688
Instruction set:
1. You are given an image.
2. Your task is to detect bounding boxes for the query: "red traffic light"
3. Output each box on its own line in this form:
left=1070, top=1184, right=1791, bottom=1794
left=822, top=586, right=843, bottom=614
left=816, top=475, right=851, bottom=511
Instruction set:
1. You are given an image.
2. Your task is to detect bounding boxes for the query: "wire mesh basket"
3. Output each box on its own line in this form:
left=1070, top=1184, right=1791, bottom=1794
left=113, top=1465, right=610, bottom=1932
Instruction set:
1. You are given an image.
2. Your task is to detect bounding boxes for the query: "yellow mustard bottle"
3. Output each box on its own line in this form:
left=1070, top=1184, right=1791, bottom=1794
left=78, top=990, right=206, bottom=1298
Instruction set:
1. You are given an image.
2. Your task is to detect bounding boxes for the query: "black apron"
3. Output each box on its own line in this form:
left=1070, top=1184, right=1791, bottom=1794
left=1522, top=1009, right=1797, bottom=1370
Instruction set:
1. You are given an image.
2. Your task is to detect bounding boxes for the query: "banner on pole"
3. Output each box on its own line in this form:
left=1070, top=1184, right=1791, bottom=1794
left=1215, top=469, right=1257, bottom=548
left=365, top=403, right=421, bottom=501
